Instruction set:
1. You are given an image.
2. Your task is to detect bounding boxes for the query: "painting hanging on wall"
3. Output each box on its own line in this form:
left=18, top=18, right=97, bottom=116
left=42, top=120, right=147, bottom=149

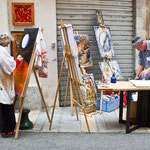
left=74, top=34, right=93, bottom=68
left=12, top=3, right=34, bottom=25
left=96, top=11, right=105, bottom=27
left=94, top=26, right=114, bottom=58
left=11, top=31, right=23, bottom=59
left=109, top=60, right=123, bottom=79
left=13, top=28, right=39, bottom=96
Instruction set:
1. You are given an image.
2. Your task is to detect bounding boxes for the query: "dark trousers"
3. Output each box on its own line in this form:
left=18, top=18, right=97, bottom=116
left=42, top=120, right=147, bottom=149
left=137, top=91, right=150, bottom=127
left=0, top=103, right=16, bottom=133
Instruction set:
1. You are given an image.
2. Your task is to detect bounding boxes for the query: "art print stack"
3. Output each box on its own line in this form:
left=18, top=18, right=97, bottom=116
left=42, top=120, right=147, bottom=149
left=80, top=73, right=97, bottom=107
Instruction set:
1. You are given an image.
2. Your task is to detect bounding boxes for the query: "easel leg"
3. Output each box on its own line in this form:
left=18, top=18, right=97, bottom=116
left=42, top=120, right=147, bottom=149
left=70, top=79, right=78, bottom=120
left=49, top=54, right=66, bottom=130
left=33, top=68, right=51, bottom=123
left=83, top=108, right=90, bottom=133
left=14, top=95, right=19, bottom=110
left=64, top=73, right=70, bottom=107
left=100, top=91, right=103, bottom=114
left=69, top=55, right=90, bottom=132
left=70, top=80, right=74, bottom=116
left=15, top=96, right=25, bottom=139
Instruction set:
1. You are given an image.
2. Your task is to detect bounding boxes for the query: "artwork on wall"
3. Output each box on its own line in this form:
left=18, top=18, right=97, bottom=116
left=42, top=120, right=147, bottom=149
left=81, top=73, right=97, bottom=106
left=94, top=26, right=114, bottom=58
left=99, top=60, right=123, bottom=81
left=74, top=34, right=93, bottom=68
left=109, top=60, right=123, bottom=79
left=96, top=11, right=105, bottom=27
left=12, top=3, right=34, bottom=25
left=11, top=31, right=23, bottom=59
left=13, top=28, right=39, bottom=95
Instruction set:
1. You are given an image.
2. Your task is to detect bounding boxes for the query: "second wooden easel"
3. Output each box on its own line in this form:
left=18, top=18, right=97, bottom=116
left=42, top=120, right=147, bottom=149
left=49, top=21, right=90, bottom=133
left=14, top=32, right=51, bottom=139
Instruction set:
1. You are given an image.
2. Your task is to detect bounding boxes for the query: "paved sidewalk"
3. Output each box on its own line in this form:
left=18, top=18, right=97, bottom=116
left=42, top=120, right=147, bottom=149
left=15, top=107, right=150, bottom=133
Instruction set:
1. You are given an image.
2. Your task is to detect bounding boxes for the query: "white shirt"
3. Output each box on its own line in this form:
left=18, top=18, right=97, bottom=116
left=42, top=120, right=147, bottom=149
left=0, top=45, right=16, bottom=104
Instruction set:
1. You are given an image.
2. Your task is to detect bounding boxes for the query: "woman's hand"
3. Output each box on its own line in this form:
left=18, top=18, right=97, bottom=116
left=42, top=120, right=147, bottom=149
left=17, top=55, right=23, bottom=62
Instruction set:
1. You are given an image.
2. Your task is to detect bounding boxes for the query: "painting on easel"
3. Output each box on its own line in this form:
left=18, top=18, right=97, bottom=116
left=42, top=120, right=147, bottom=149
left=109, top=60, right=123, bottom=79
left=74, top=34, right=93, bottom=68
left=13, top=28, right=39, bottom=95
left=61, top=24, right=83, bottom=83
left=94, top=26, right=114, bottom=58
left=99, top=62, right=112, bottom=81
left=81, top=73, right=97, bottom=106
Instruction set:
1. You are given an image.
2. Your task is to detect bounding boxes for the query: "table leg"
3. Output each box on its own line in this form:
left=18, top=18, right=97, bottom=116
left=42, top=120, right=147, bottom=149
left=119, top=91, right=124, bottom=123
left=126, top=91, right=131, bottom=133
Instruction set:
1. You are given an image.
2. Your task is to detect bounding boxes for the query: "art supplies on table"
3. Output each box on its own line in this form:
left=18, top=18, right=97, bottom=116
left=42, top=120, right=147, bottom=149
left=95, top=80, right=113, bottom=89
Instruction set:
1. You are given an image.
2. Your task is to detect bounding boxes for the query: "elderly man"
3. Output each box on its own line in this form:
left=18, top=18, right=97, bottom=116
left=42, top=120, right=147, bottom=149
left=131, top=36, right=150, bottom=80
left=0, top=33, right=23, bottom=137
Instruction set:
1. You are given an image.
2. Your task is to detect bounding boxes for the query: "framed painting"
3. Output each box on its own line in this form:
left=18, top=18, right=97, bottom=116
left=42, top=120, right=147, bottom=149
left=11, top=31, right=23, bottom=59
left=74, top=34, right=93, bottom=68
left=12, top=3, right=34, bottom=25
left=99, top=62, right=112, bottom=81
left=96, top=11, right=105, bottom=27
left=109, top=60, right=123, bottom=79
left=94, top=26, right=114, bottom=58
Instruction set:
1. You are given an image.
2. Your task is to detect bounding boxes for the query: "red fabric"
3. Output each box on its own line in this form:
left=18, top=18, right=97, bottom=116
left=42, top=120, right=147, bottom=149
left=14, top=59, right=20, bottom=67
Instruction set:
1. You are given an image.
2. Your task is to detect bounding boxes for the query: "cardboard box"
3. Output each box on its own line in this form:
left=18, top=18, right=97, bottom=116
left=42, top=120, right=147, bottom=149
left=130, top=101, right=137, bottom=123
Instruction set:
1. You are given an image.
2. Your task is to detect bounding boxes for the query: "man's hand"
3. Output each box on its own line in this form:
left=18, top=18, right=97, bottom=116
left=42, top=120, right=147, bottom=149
left=139, top=69, right=149, bottom=78
left=134, top=76, right=140, bottom=80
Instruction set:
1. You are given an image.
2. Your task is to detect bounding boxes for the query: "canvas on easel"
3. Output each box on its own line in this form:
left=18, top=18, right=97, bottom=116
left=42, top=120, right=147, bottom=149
left=109, top=60, right=123, bottom=79
left=13, top=28, right=50, bottom=139
left=49, top=21, right=91, bottom=133
left=74, top=34, right=93, bottom=68
left=99, top=61, right=112, bottom=81
left=13, top=28, right=38, bottom=96
left=94, top=26, right=114, bottom=58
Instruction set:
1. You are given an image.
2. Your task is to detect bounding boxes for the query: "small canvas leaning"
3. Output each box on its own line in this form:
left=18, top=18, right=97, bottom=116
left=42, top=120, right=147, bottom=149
left=99, top=60, right=123, bottom=81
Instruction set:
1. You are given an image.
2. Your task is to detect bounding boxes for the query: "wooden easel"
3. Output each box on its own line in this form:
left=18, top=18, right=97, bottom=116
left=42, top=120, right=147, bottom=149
left=14, top=43, right=51, bottom=139
left=49, top=21, right=90, bottom=133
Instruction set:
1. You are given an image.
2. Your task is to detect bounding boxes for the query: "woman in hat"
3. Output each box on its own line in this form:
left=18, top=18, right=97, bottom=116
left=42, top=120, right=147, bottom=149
left=0, top=33, right=23, bottom=137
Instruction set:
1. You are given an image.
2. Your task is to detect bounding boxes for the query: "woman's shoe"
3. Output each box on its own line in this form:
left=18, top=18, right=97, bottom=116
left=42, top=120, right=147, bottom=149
left=1, top=131, right=16, bottom=138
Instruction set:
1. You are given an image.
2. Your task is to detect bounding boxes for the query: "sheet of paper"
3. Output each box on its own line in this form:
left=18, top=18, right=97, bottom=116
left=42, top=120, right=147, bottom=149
left=129, top=80, right=150, bottom=87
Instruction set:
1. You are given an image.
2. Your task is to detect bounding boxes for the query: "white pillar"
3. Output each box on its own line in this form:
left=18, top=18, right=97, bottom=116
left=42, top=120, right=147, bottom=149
left=0, top=0, right=9, bottom=33
left=135, top=0, right=146, bottom=72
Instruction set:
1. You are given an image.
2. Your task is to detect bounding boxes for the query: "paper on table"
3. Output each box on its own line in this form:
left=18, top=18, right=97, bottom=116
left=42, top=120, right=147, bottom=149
left=129, top=80, right=150, bottom=87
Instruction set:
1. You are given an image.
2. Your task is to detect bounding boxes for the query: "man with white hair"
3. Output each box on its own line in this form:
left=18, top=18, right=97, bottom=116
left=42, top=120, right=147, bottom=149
left=131, top=36, right=150, bottom=80
left=0, top=33, right=23, bottom=137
